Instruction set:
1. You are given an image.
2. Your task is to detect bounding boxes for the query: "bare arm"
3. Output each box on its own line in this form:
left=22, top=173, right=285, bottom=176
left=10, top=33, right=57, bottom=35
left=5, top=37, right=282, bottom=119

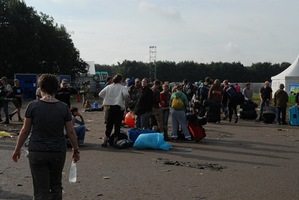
left=12, top=118, right=32, bottom=162
left=65, top=121, right=80, bottom=162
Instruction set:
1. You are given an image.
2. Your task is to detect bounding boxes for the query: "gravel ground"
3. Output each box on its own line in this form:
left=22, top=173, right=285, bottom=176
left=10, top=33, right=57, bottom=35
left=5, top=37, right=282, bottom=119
left=1, top=101, right=299, bottom=200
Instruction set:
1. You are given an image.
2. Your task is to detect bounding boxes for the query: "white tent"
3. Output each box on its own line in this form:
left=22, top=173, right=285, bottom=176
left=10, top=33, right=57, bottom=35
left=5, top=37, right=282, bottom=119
left=271, top=54, right=299, bottom=95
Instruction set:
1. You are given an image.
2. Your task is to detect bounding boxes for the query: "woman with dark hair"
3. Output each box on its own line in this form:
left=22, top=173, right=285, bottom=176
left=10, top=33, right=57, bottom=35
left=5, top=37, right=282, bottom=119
left=99, top=74, right=130, bottom=147
left=12, top=74, right=80, bottom=200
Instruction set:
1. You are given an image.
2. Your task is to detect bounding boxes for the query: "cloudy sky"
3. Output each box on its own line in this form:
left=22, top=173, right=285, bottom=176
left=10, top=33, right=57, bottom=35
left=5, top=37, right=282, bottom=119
left=25, top=0, right=299, bottom=66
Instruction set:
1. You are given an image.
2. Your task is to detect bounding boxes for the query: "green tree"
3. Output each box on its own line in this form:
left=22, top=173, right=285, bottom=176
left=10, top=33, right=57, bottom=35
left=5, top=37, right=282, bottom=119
left=0, top=0, right=88, bottom=78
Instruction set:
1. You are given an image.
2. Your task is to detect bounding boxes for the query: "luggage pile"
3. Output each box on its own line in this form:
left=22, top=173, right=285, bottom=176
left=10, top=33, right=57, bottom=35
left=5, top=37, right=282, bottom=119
left=240, top=101, right=258, bottom=120
left=262, top=106, right=276, bottom=124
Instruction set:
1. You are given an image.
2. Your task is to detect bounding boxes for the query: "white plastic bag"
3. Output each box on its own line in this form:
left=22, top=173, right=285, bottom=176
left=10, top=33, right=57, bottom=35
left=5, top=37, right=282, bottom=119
left=68, top=161, right=77, bottom=183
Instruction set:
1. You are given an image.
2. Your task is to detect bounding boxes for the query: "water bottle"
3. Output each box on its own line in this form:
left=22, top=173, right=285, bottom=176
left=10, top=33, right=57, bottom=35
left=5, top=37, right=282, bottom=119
left=69, top=161, right=77, bottom=183
left=93, top=101, right=99, bottom=109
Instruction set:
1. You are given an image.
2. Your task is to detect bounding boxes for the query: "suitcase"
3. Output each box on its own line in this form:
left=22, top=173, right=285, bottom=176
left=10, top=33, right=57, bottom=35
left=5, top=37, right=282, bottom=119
left=188, top=122, right=206, bottom=142
left=197, top=116, right=208, bottom=126
left=262, top=106, right=276, bottom=124
left=240, top=110, right=257, bottom=119
left=241, top=101, right=257, bottom=112
left=289, top=106, right=299, bottom=126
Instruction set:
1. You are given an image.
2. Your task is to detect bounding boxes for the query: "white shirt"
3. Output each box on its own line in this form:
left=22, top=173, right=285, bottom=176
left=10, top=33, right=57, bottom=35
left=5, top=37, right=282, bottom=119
left=99, top=83, right=129, bottom=110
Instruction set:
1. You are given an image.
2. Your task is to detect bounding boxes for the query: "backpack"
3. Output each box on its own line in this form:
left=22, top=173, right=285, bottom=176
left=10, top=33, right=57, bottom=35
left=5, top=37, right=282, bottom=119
left=108, top=131, right=128, bottom=146
left=199, top=85, right=209, bottom=101
left=115, top=139, right=133, bottom=149
left=171, top=94, right=184, bottom=110
left=226, top=87, right=237, bottom=99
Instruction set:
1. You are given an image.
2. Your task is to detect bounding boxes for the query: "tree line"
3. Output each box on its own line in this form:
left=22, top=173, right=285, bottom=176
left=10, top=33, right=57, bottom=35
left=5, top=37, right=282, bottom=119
left=95, top=60, right=290, bottom=83
left=0, top=0, right=88, bottom=78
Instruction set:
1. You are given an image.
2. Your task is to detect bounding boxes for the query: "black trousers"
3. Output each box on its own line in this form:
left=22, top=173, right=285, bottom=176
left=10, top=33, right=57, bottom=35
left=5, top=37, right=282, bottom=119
left=105, top=105, right=124, bottom=138
left=28, top=151, right=66, bottom=200
left=228, top=101, right=238, bottom=121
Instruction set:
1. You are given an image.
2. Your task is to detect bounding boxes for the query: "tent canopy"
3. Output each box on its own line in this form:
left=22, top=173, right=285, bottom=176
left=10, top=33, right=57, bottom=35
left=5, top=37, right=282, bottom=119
left=271, top=54, right=299, bottom=94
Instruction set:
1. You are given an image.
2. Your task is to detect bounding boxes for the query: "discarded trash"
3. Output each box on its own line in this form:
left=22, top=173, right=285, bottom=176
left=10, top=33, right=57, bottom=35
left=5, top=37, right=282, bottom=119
left=153, top=158, right=227, bottom=171
left=0, top=131, right=12, bottom=137
left=175, top=147, right=192, bottom=152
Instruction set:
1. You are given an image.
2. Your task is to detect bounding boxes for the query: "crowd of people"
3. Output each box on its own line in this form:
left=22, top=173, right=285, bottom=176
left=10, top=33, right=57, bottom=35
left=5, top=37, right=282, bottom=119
left=98, top=75, right=299, bottom=146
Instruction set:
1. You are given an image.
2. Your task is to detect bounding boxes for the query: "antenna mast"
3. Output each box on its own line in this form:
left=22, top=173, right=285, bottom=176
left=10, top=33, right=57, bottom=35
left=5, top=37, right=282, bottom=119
left=149, top=46, right=157, bottom=82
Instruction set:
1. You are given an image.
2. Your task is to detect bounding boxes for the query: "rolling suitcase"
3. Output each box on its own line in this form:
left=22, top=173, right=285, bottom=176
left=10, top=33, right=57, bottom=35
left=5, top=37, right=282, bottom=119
left=262, top=106, right=276, bottom=124
left=188, top=122, right=206, bottom=142
left=289, top=106, right=299, bottom=126
left=240, top=101, right=257, bottom=119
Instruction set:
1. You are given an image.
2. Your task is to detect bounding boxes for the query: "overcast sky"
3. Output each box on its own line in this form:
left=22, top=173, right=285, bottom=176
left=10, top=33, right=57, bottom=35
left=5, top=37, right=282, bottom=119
left=25, top=0, right=299, bottom=66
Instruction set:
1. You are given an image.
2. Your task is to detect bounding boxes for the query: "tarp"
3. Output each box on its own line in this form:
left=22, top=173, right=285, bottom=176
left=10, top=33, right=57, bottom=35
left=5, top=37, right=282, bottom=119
left=271, top=54, right=299, bottom=95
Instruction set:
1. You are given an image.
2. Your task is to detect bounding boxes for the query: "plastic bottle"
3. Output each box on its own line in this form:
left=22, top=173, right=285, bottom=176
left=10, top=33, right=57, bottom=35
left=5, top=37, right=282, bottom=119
left=93, top=101, right=99, bottom=109
left=69, top=161, right=77, bottom=183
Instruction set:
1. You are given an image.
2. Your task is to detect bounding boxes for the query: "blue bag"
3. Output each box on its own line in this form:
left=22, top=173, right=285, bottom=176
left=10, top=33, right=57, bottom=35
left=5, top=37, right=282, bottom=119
left=133, top=133, right=172, bottom=151
left=128, top=128, right=156, bottom=142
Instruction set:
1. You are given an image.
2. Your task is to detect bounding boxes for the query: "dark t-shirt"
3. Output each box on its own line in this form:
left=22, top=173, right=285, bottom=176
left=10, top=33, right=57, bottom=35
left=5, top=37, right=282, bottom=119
left=55, top=87, right=77, bottom=107
left=13, top=86, right=23, bottom=100
left=26, top=100, right=72, bottom=152
left=260, top=87, right=273, bottom=101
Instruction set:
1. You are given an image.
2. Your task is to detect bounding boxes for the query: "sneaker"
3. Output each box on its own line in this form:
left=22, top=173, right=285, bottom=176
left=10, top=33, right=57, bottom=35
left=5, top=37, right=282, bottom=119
left=186, top=137, right=194, bottom=142
left=18, top=118, right=23, bottom=122
left=9, top=114, right=13, bottom=121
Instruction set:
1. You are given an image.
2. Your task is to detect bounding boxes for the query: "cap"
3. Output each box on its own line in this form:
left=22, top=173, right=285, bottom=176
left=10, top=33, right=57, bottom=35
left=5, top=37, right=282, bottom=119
left=61, top=79, right=68, bottom=84
left=0, top=76, right=7, bottom=81
left=135, top=78, right=140, bottom=83
left=14, top=79, right=20, bottom=82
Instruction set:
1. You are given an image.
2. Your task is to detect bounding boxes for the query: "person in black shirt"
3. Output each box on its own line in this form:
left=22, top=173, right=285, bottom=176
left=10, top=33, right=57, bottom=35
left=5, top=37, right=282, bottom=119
left=9, top=79, right=23, bottom=122
left=258, top=81, right=273, bottom=121
left=134, top=78, right=154, bottom=129
left=55, top=79, right=77, bottom=108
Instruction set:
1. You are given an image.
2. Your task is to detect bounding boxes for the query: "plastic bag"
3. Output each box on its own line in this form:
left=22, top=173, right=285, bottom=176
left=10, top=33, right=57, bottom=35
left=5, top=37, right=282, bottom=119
left=69, top=161, right=77, bottom=183
left=133, top=133, right=172, bottom=151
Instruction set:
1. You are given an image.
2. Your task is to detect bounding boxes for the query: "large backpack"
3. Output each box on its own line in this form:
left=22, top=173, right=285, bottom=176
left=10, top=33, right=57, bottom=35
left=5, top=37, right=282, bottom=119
left=226, top=87, right=237, bottom=99
left=199, top=85, right=209, bottom=101
left=172, top=94, right=184, bottom=110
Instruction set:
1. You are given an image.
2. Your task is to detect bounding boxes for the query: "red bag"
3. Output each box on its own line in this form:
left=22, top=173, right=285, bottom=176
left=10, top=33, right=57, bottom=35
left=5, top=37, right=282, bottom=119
left=188, top=122, right=206, bottom=142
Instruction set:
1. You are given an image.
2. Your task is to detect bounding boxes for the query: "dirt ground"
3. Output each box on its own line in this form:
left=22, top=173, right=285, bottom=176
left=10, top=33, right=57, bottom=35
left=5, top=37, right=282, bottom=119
left=1, top=100, right=299, bottom=200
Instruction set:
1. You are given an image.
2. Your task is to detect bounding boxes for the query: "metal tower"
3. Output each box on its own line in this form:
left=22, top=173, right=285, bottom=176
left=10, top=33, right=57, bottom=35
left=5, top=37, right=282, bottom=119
left=149, top=46, right=157, bottom=82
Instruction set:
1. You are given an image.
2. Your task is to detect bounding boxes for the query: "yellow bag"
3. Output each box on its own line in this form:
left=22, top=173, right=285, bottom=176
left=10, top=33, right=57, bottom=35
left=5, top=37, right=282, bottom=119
left=171, top=96, right=184, bottom=110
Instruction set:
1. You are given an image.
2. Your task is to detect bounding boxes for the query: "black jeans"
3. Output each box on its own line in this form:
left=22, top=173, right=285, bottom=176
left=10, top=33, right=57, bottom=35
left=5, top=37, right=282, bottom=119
left=28, top=151, right=66, bottom=200
left=105, top=105, right=124, bottom=138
